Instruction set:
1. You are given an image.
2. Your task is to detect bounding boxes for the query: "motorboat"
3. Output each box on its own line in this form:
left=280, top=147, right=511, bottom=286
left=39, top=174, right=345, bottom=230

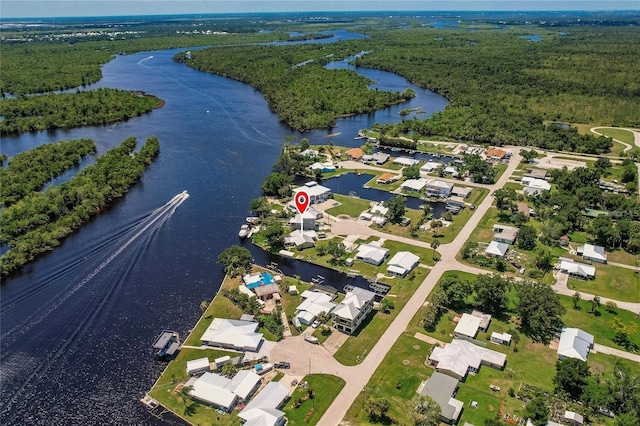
left=238, top=224, right=250, bottom=238
left=304, top=333, right=319, bottom=344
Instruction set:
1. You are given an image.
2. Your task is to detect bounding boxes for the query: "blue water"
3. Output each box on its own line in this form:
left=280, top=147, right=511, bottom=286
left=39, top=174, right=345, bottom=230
left=319, top=173, right=448, bottom=218
left=0, top=29, right=448, bottom=425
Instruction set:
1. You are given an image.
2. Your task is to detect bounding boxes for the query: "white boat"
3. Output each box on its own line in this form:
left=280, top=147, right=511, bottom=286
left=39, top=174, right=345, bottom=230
left=246, top=216, right=260, bottom=225
left=238, top=224, right=249, bottom=238
left=304, top=333, right=319, bottom=344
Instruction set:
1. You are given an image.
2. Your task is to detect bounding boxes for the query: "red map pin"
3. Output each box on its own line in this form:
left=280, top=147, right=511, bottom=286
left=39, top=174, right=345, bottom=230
left=295, top=191, right=310, bottom=214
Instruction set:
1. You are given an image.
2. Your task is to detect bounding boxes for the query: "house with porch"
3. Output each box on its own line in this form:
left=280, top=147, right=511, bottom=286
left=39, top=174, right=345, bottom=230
left=332, top=287, right=376, bottom=334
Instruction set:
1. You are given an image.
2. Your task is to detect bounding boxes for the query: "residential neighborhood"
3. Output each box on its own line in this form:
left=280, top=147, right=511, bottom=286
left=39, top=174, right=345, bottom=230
left=147, top=138, right=640, bottom=426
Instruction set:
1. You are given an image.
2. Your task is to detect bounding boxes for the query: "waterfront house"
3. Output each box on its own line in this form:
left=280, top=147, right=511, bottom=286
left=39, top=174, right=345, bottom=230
left=283, top=230, right=316, bottom=250
left=393, top=156, right=420, bottom=167
left=376, top=172, right=399, bottom=184
left=416, top=372, right=463, bottom=424
left=288, top=210, right=317, bottom=230
left=451, top=186, right=472, bottom=199
left=484, top=241, right=508, bottom=258
left=254, top=284, right=281, bottom=301
left=345, top=147, right=364, bottom=160
left=300, top=148, right=318, bottom=157
left=355, top=243, right=389, bottom=265
left=201, top=318, right=264, bottom=352
left=557, top=328, right=594, bottom=362
left=578, top=243, right=607, bottom=263
left=293, top=181, right=332, bottom=205
left=238, top=381, right=289, bottom=426
left=426, top=179, right=454, bottom=197
left=454, top=313, right=482, bottom=339
left=428, top=339, right=506, bottom=381
left=386, top=251, right=420, bottom=277
left=420, top=161, right=443, bottom=174
left=401, top=178, right=428, bottom=193
left=295, top=290, right=336, bottom=325
left=309, top=162, right=335, bottom=173
left=188, top=370, right=261, bottom=412
left=443, top=166, right=459, bottom=177
left=493, top=224, right=519, bottom=245
left=362, top=152, right=390, bottom=165
left=332, top=287, right=376, bottom=334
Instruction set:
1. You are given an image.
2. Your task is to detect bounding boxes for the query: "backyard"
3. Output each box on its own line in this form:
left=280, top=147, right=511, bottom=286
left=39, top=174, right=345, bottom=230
left=283, top=374, right=346, bottom=425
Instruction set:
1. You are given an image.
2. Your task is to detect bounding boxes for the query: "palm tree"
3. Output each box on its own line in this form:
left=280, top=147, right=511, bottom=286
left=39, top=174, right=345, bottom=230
left=590, top=295, right=601, bottom=313
left=431, top=238, right=440, bottom=261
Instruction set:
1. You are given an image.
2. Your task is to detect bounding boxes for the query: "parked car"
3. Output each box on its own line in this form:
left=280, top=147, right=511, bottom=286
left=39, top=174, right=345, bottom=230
left=312, top=320, right=320, bottom=328
left=274, top=361, right=290, bottom=369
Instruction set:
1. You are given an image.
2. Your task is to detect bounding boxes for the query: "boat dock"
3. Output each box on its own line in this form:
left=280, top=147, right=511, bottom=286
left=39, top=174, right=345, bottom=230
left=152, top=330, right=181, bottom=360
left=140, top=395, right=169, bottom=419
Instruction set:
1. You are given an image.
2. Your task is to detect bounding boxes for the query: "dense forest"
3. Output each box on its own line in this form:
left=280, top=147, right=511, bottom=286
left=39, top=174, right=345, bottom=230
left=0, top=136, right=160, bottom=276
left=0, top=88, right=161, bottom=135
left=352, top=27, right=639, bottom=152
left=0, top=138, right=96, bottom=206
left=175, top=43, right=415, bottom=131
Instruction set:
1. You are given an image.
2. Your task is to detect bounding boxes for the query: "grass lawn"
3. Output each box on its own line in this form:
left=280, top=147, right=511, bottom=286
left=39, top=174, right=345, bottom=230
left=183, top=275, right=243, bottom=346
left=334, top=268, right=429, bottom=366
left=365, top=173, right=403, bottom=192
left=382, top=239, right=437, bottom=267
left=594, top=128, right=635, bottom=145
left=283, top=374, right=346, bottom=425
left=148, top=347, right=239, bottom=426
left=560, top=296, right=640, bottom=350
left=343, top=334, right=435, bottom=425
left=325, top=194, right=373, bottom=218
left=567, top=263, right=640, bottom=302
left=504, top=182, right=524, bottom=191
left=607, top=249, right=638, bottom=266
left=281, top=278, right=313, bottom=336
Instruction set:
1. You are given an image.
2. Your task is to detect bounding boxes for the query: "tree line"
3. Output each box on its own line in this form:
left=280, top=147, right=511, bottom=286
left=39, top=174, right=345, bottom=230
left=353, top=26, right=638, bottom=152
left=176, top=43, right=415, bottom=131
left=0, top=136, right=160, bottom=276
left=0, top=138, right=96, bottom=206
left=0, top=88, right=161, bottom=135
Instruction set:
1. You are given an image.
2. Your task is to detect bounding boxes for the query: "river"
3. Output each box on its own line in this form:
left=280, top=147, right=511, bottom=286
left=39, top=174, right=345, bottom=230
left=0, top=32, right=448, bottom=425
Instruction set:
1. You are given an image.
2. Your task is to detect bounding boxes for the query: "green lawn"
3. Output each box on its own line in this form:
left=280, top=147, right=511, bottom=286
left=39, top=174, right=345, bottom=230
left=343, top=334, right=435, bottom=425
left=382, top=239, right=437, bottom=267
left=560, top=296, right=640, bottom=349
left=504, top=182, right=524, bottom=191
left=334, top=268, right=429, bottom=365
left=283, top=374, right=346, bottom=425
left=593, top=128, right=635, bottom=145
left=365, top=173, right=403, bottom=192
left=567, top=264, right=640, bottom=302
left=148, top=347, right=239, bottom=426
left=325, top=193, right=373, bottom=218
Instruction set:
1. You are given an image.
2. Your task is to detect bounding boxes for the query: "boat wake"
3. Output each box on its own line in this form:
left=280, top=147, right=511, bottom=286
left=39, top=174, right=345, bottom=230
left=0, top=191, right=189, bottom=416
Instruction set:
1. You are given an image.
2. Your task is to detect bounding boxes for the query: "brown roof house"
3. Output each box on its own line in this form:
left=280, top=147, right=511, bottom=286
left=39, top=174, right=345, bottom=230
left=345, top=148, right=364, bottom=160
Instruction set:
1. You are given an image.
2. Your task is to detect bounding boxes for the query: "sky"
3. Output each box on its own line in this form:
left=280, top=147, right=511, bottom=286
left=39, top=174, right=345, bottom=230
left=2, top=0, right=638, bottom=19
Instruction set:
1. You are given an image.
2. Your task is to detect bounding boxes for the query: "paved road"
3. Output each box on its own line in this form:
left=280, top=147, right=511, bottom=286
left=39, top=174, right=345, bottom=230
left=319, top=148, right=523, bottom=425
left=594, top=343, right=640, bottom=363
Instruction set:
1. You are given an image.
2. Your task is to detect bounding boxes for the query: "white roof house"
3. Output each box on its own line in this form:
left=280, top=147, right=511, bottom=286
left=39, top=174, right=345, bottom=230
left=295, top=290, right=336, bottom=324
left=393, top=156, right=419, bottom=166
left=401, top=178, right=428, bottom=192
left=333, top=287, right=376, bottom=335
left=186, top=357, right=211, bottom=375
left=444, top=166, right=459, bottom=177
left=189, top=370, right=261, bottom=411
left=355, top=243, right=390, bottom=266
left=563, top=410, right=584, bottom=425
left=522, top=177, right=551, bottom=191
left=490, top=332, right=512, bottom=346
left=558, top=328, right=594, bottom=362
left=416, top=372, right=463, bottom=424
left=426, top=179, right=454, bottom=196
left=420, top=161, right=443, bottom=173
left=293, top=181, right=332, bottom=204
left=454, top=313, right=482, bottom=339
left=284, top=230, right=317, bottom=250
left=559, top=260, right=596, bottom=279
left=201, top=318, right=264, bottom=352
left=370, top=203, right=389, bottom=216
left=428, top=339, right=507, bottom=380
left=485, top=241, right=509, bottom=258
left=239, top=381, right=289, bottom=426
left=309, top=162, right=335, bottom=173
left=386, top=251, right=420, bottom=277
left=579, top=243, right=607, bottom=263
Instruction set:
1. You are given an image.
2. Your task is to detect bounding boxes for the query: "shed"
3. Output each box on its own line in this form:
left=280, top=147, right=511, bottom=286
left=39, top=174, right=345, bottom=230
left=288, top=285, right=298, bottom=295
left=187, top=357, right=211, bottom=375
left=490, top=332, right=512, bottom=346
